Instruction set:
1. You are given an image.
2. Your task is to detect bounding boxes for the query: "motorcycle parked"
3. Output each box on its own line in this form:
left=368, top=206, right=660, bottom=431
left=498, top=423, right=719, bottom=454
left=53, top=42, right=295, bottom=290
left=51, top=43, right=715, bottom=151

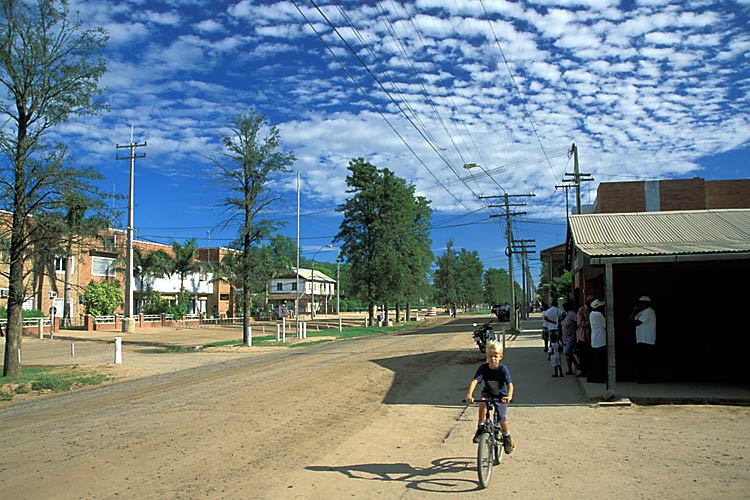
left=472, top=321, right=496, bottom=353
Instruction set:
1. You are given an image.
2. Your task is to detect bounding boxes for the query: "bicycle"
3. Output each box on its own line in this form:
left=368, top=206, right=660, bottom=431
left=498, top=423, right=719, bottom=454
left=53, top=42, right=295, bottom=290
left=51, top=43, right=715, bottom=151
left=463, top=398, right=509, bottom=488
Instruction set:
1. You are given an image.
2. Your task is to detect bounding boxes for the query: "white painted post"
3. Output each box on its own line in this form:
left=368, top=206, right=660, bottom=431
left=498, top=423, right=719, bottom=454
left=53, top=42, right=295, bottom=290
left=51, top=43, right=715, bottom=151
left=246, top=326, right=252, bottom=347
left=338, top=318, right=342, bottom=332
left=365, top=317, right=369, bottom=328
left=316, top=324, right=319, bottom=332
left=276, top=324, right=280, bottom=342
left=70, top=343, right=75, bottom=357
left=416, top=312, right=420, bottom=321
left=38, top=318, right=43, bottom=339
left=114, top=337, right=122, bottom=364
left=301, top=322, right=306, bottom=339
left=17, top=348, right=21, bottom=364
left=282, top=322, right=286, bottom=343
left=282, top=317, right=287, bottom=340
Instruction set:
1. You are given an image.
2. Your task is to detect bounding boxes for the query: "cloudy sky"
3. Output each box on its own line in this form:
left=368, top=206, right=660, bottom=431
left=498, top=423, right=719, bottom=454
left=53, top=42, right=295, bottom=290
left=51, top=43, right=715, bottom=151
left=55, top=0, right=750, bottom=275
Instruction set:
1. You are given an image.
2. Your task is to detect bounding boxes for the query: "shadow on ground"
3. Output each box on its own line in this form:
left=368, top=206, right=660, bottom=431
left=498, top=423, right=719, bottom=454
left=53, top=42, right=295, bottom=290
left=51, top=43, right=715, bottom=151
left=307, top=456, right=482, bottom=493
left=372, top=327, right=588, bottom=407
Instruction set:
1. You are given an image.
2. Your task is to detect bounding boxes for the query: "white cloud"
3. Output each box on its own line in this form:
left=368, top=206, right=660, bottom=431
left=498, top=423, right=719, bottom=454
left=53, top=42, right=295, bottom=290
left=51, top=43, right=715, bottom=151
left=41, top=0, right=749, bottom=234
left=195, top=19, right=224, bottom=33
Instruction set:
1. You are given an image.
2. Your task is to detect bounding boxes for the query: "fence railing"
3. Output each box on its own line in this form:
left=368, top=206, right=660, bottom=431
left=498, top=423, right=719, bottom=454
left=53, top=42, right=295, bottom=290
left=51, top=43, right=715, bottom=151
left=0, top=317, right=52, bottom=328
left=93, top=315, right=116, bottom=325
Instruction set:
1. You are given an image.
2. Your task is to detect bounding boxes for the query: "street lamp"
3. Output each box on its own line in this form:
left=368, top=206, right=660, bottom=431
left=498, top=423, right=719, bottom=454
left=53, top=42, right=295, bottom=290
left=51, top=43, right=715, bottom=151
left=311, top=244, right=332, bottom=318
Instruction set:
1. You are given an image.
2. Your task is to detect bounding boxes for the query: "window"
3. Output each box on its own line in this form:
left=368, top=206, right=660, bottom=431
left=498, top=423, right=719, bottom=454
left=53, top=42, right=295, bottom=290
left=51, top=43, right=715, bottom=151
left=91, top=256, right=116, bottom=277
left=291, top=283, right=297, bottom=291
left=54, top=256, right=73, bottom=274
left=276, top=282, right=283, bottom=291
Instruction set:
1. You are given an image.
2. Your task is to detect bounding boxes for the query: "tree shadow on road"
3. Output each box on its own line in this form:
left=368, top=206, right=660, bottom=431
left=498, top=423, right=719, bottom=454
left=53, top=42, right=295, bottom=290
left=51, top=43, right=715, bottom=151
left=307, top=456, right=483, bottom=493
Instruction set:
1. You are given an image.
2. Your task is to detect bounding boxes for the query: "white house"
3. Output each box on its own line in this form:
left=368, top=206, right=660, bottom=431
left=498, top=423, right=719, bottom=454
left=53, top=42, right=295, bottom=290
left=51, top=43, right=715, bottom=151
left=268, top=268, right=336, bottom=317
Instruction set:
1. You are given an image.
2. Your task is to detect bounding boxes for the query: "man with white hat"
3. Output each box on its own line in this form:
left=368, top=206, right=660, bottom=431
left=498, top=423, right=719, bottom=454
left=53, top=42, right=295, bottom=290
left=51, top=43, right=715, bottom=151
left=631, top=296, right=657, bottom=383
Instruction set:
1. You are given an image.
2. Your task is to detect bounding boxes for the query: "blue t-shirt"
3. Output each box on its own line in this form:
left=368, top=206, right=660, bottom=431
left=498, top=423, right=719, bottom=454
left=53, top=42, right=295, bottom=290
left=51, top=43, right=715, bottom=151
left=473, top=362, right=512, bottom=398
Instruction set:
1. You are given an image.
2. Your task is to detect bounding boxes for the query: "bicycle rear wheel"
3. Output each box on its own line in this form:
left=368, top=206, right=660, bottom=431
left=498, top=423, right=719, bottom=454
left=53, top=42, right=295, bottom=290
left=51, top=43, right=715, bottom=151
left=477, top=432, right=494, bottom=488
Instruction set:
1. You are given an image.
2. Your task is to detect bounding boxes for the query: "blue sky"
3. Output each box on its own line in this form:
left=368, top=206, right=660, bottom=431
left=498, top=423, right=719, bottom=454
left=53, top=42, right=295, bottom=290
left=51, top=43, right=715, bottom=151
left=54, top=0, right=750, bottom=279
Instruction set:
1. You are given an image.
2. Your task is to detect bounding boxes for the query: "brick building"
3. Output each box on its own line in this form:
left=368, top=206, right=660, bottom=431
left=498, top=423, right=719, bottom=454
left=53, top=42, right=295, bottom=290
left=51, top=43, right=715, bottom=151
left=565, top=177, right=750, bottom=386
left=0, top=217, right=236, bottom=324
left=593, top=177, right=750, bottom=213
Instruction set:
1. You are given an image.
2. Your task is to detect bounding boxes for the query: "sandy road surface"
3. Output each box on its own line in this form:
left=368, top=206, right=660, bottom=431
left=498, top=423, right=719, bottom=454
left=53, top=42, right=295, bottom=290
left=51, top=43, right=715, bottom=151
left=1, top=317, right=748, bottom=500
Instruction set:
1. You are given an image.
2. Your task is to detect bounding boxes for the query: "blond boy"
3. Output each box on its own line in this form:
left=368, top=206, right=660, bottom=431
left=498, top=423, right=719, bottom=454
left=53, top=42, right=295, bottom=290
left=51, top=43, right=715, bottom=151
left=466, top=340, right=515, bottom=453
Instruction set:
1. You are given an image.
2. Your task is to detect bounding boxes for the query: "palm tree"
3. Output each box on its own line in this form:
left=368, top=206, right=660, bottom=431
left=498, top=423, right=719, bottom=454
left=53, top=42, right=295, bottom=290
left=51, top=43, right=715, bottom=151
left=171, top=239, right=200, bottom=291
left=134, top=247, right=172, bottom=312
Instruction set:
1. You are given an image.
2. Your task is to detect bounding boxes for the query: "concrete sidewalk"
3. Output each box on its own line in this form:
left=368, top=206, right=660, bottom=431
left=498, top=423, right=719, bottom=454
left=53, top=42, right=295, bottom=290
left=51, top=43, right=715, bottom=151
left=518, top=314, right=750, bottom=406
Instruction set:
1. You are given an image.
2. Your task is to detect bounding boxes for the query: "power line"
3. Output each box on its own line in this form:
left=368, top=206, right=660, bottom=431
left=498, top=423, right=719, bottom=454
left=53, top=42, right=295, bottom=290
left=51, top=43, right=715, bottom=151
left=291, top=0, right=473, bottom=211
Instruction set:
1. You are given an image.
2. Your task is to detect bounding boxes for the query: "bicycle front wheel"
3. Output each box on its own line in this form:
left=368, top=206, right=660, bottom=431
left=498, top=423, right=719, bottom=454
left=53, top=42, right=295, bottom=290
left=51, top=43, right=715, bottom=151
left=477, top=432, right=494, bottom=488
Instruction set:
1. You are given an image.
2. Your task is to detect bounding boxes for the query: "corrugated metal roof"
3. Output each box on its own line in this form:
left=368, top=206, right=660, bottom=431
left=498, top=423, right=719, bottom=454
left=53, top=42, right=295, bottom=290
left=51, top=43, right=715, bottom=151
left=569, top=209, right=750, bottom=257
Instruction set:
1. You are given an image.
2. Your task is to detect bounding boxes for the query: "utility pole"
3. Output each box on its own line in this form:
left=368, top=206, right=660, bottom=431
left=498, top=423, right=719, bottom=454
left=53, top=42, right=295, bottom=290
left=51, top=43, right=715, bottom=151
left=564, top=143, right=594, bottom=214
left=116, top=128, right=146, bottom=333
left=555, top=183, right=576, bottom=218
left=512, top=239, right=536, bottom=320
left=484, top=193, right=535, bottom=331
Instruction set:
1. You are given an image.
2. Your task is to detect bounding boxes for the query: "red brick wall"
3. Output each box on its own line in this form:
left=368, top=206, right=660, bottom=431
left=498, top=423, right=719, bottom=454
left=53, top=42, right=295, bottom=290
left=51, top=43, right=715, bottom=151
left=659, top=178, right=706, bottom=211
left=594, top=182, right=645, bottom=213
left=705, top=180, right=750, bottom=209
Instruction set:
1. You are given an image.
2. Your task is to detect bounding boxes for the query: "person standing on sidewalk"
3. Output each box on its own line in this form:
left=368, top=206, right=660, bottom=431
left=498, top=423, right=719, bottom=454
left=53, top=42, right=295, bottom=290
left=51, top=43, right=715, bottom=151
left=587, top=299, right=607, bottom=383
left=543, top=301, right=560, bottom=354
left=630, top=296, right=657, bottom=383
left=561, top=301, right=578, bottom=375
left=575, top=295, right=593, bottom=377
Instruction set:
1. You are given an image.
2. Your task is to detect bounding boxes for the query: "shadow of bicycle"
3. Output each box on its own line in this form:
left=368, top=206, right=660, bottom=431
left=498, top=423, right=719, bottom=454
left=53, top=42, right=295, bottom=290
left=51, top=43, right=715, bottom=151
left=307, top=456, right=484, bottom=493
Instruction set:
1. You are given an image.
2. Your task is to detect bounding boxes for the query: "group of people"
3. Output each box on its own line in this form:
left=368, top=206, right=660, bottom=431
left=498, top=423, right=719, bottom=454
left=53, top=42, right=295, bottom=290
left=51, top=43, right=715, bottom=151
left=541, top=295, right=657, bottom=384
left=462, top=292, right=656, bottom=454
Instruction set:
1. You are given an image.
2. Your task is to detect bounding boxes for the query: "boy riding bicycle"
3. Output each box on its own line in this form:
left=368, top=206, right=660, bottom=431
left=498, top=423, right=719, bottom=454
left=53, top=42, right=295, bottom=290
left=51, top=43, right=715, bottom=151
left=466, top=340, right=515, bottom=454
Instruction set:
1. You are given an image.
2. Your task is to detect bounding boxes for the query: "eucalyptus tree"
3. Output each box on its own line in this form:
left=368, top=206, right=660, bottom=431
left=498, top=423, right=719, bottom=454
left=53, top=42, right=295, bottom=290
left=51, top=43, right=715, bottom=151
left=335, top=158, right=432, bottom=324
left=211, top=110, right=295, bottom=344
left=434, top=240, right=460, bottom=308
left=484, top=267, right=511, bottom=305
left=455, top=248, right=484, bottom=310
left=0, top=0, right=108, bottom=375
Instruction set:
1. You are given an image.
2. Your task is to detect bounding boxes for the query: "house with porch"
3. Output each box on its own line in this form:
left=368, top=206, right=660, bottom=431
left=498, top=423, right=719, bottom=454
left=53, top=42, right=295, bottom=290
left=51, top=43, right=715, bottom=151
left=267, top=268, right=336, bottom=318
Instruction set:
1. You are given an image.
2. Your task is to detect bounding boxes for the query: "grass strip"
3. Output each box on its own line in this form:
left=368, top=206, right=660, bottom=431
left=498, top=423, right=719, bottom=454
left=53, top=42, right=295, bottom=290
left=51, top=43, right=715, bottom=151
left=0, top=365, right=112, bottom=401
left=197, top=321, right=422, bottom=350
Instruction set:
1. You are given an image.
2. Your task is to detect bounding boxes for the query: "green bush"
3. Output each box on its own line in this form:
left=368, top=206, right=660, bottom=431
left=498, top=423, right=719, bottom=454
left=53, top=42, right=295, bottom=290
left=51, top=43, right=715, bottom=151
left=82, top=280, right=123, bottom=317
left=141, top=290, right=168, bottom=315
left=0, top=308, right=46, bottom=319
left=165, top=290, right=189, bottom=318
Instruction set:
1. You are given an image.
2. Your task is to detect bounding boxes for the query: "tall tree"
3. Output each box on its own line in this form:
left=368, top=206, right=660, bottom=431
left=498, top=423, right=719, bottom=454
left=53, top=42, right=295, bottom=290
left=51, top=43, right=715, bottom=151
left=335, top=158, right=432, bottom=323
left=211, top=109, right=295, bottom=344
left=434, top=240, right=460, bottom=307
left=455, top=248, right=484, bottom=309
left=0, top=0, right=108, bottom=376
left=484, top=267, right=511, bottom=305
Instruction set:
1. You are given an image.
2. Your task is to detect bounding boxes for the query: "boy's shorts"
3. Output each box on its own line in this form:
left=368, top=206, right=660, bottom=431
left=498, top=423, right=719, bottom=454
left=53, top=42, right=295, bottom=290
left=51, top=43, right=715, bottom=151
left=481, top=394, right=508, bottom=423
left=563, top=340, right=575, bottom=356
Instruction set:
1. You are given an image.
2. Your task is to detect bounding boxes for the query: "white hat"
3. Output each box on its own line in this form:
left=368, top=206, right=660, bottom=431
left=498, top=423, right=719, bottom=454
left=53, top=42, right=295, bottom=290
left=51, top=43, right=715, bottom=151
left=591, top=299, right=605, bottom=309
left=638, top=296, right=651, bottom=302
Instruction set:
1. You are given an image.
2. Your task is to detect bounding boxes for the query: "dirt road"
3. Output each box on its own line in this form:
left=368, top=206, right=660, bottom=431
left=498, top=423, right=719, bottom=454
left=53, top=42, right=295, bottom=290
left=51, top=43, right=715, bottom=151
left=1, top=317, right=748, bottom=499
